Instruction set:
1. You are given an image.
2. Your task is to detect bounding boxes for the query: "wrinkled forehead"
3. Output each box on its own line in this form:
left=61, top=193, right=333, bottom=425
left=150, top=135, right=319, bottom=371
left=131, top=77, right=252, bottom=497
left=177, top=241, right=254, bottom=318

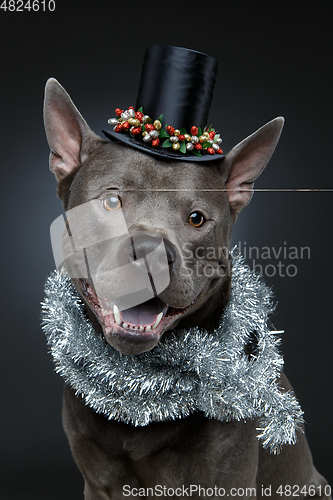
left=68, top=143, right=226, bottom=207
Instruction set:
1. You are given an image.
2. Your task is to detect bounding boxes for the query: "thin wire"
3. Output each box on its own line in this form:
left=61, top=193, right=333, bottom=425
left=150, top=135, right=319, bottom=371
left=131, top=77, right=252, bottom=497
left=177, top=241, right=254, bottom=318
left=121, top=188, right=333, bottom=192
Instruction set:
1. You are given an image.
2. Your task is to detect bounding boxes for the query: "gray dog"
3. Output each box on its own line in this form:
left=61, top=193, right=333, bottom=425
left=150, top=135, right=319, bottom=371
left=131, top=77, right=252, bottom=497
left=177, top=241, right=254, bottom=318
left=43, top=71, right=330, bottom=499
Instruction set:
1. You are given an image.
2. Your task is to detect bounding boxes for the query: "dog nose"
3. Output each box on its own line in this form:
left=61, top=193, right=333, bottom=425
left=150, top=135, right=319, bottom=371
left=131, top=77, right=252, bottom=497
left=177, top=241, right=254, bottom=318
left=130, top=234, right=176, bottom=265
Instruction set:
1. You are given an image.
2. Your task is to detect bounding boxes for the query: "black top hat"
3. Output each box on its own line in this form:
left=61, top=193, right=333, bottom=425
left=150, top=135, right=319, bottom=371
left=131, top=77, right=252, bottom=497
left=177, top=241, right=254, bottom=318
left=103, top=45, right=224, bottom=162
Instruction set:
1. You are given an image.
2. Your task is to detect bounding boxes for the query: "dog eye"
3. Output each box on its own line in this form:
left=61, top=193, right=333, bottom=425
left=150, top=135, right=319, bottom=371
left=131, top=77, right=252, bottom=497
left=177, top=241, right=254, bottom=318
left=188, top=212, right=205, bottom=228
left=102, top=195, right=122, bottom=211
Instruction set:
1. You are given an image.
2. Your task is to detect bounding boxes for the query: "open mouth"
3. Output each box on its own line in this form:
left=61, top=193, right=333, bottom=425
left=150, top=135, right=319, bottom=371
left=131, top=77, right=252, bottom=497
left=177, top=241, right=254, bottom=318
left=78, top=279, right=190, bottom=342
left=112, top=298, right=167, bottom=331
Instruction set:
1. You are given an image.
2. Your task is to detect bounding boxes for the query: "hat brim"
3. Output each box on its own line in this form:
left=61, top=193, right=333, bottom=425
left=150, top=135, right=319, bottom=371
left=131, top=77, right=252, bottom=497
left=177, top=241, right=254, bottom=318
left=102, top=130, right=225, bottom=163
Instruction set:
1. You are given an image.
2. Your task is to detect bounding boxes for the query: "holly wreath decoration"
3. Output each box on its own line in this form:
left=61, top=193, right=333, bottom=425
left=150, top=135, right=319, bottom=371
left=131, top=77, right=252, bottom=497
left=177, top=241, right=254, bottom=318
left=107, top=106, right=223, bottom=157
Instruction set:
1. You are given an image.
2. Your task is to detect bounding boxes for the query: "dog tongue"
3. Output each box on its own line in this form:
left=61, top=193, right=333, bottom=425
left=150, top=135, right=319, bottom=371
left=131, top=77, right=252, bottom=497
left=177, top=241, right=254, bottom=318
left=121, top=298, right=165, bottom=326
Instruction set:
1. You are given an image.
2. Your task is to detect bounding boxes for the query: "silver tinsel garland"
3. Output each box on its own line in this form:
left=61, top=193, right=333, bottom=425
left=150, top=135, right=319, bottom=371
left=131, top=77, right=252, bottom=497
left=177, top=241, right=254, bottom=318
left=41, top=253, right=304, bottom=454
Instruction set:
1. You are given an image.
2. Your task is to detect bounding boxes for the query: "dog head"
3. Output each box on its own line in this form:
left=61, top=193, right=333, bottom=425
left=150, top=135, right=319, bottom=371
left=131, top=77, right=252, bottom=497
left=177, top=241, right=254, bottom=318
left=44, top=78, right=283, bottom=355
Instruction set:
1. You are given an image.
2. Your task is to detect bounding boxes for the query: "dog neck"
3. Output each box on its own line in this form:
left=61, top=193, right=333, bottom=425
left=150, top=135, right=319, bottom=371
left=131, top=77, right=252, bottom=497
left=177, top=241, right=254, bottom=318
left=178, top=278, right=232, bottom=331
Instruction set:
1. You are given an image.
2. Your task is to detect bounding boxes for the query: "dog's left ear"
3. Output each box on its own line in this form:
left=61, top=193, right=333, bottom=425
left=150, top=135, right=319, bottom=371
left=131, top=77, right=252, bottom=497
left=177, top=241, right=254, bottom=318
left=43, top=78, right=101, bottom=183
left=223, top=117, right=284, bottom=221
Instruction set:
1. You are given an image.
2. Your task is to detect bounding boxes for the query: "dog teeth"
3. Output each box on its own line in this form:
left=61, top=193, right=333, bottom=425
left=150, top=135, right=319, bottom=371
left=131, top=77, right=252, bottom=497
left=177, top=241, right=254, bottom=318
left=127, top=325, right=140, bottom=331
left=119, top=315, right=163, bottom=333
left=113, top=305, right=122, bottom=326
left=151, top=312, right=163, bottom=330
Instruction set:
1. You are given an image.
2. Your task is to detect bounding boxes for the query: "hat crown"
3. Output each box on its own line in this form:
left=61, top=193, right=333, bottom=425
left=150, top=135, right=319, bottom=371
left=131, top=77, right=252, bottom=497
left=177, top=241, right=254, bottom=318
left=135, top=45, right=218, bottom=131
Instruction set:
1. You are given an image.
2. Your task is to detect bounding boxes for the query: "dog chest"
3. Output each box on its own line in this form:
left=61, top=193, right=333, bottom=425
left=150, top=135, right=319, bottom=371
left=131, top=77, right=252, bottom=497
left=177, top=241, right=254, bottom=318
left=63, top=384, right=259, bottom=491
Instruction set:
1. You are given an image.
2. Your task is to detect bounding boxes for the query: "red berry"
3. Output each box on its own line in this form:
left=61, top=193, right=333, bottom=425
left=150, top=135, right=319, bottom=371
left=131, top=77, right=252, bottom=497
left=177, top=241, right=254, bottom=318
left=135, top=111, right=143, bottom=122
left=209, top=131, right=215, bottom=140
left=145, top=124, right=154, bottom=132
left=207, top=147, right=215, bottom=155
left=217, top=148, right=223, bottom=154
left=115, top=108, right=123, bottom=117
left=128, top=106, right=135, bottom=110
left=191, top=126, right=198, bottom=136
left=121, top=121, right=130, bottom=131
left=115, top=124, right=122, bottom=133
left=195, top=143, right=202, bottom=150
left=131, top=127, right=142, bottom=135
left=178, top=134, right=185, bottom=142
left=152, top=138, right=160, bottom=147
left=166, top=125, right=175, bottom=135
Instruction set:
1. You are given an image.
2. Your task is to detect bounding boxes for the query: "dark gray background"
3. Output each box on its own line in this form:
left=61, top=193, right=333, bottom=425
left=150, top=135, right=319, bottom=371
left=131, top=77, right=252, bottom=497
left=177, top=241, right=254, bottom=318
left=1, top=2, right=332, bottom=498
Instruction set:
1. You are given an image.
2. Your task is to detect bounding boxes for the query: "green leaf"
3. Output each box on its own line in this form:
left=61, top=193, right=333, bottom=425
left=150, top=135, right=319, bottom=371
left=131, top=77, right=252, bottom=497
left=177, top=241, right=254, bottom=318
left=179, top=128, right=186, bottom=135
left=192, top=150, right=202, bottom=157
left=198, top=126, right=202, bottom=137
left=162, top=139, right=173, bottom=148
left=202, top=142, right=211, bottom=149
left=179, top=141, right=186, bottom=154
left=159, top=129, right=170, bottom=138
left=138, top=107, right=143, bottom=113
left=157, top=114, right=163, bottom=123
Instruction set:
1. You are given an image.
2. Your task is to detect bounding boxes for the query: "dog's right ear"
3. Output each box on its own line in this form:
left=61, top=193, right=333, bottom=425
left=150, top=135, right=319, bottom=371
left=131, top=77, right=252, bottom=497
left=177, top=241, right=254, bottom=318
left=223, top=117, right=284, bottom=221
left=43, top=78, right=100, bottom=182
